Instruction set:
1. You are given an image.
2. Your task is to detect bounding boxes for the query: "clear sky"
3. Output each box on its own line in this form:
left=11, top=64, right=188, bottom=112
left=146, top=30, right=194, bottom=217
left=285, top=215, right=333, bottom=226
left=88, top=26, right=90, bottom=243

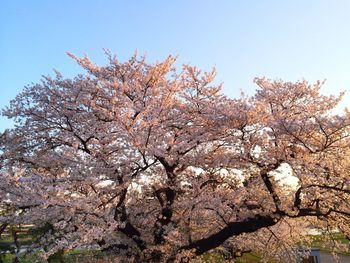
left=1, top=1, right=350, bottom=132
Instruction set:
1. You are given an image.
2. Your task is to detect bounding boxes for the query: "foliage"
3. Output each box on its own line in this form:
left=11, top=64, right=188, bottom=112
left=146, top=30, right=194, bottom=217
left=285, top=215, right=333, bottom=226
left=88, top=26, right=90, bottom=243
left=1, top=52, right=350, bottom=262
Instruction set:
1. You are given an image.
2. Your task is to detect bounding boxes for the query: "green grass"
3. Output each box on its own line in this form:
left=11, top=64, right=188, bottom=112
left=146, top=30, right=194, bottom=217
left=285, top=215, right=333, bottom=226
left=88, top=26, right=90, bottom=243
left=0, top=249, right=110, bottom=263
left=308, top=232, right=349, bottom=255
left=236, top=253, right=266, bottom=263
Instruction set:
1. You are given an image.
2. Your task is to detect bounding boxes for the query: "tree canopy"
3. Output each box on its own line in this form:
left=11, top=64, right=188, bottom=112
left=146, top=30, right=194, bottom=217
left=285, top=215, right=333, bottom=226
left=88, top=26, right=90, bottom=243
left=1, top=53, right=350, bottom=262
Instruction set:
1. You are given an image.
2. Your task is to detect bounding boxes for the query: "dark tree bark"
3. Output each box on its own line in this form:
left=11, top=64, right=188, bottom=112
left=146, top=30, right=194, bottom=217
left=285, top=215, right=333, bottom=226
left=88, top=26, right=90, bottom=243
left=181, top=214, right=279, bottom=256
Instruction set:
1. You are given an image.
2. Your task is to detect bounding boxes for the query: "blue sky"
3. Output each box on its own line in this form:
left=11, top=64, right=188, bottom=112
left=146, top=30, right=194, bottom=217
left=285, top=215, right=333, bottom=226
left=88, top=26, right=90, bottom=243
left=1, top=1, right=350, bottom=132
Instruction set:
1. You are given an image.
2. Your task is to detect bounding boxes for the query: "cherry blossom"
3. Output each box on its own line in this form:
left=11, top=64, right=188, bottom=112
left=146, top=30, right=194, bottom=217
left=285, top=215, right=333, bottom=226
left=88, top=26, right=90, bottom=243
left=1, top=52, right=350, bottom=262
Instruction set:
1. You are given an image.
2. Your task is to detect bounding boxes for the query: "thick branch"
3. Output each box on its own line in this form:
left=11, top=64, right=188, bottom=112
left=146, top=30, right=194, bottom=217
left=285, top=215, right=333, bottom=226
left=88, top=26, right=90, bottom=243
left=114, top=188, right=147, bottom=251
left=153, top=187, right=176, bottom=244
left=181, top=214, right=280, bottom=255
left=260, top=170, right=282, bottom=212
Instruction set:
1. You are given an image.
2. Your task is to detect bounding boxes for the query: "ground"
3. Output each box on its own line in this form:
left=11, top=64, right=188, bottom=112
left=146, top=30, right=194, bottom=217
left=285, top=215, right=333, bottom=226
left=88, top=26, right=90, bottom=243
left=1, top=226, right=350, bottom=262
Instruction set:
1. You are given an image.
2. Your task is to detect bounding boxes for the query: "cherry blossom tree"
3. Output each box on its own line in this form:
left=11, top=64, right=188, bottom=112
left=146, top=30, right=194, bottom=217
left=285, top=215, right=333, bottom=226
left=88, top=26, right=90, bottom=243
left=1, top=52, right=350, bottom=262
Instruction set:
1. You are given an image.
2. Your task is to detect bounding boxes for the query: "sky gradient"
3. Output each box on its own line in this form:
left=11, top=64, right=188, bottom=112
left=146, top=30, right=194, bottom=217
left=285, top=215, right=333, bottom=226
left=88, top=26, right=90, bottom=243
left=1, top=1, right=350, bottom=132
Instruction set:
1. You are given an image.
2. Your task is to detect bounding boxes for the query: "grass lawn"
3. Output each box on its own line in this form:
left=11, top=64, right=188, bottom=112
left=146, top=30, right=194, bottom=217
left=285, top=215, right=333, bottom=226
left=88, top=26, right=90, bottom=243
left=309, top=232, right=350, bottom=255
left=0, top=250, right=108, bottom=263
